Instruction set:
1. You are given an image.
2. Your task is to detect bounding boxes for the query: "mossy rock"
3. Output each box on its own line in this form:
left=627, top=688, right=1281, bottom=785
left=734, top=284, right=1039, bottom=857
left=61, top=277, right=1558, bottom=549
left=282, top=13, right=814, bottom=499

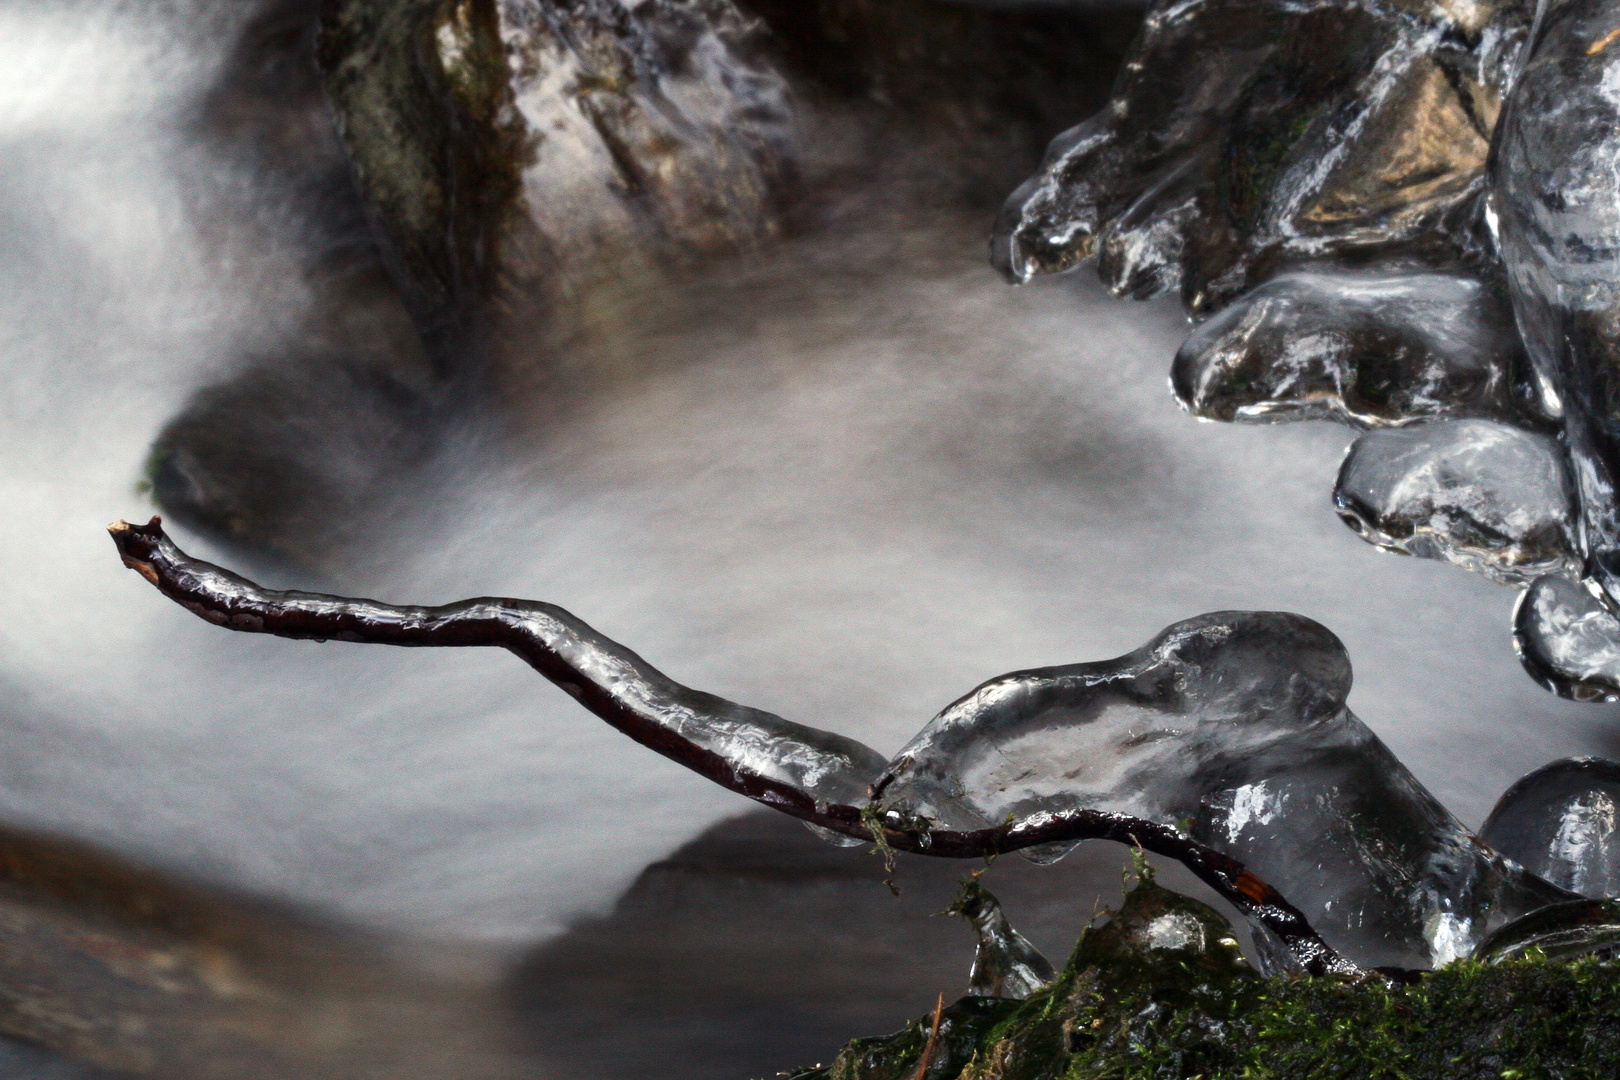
left=783, top=873, right=1620, bottom=1080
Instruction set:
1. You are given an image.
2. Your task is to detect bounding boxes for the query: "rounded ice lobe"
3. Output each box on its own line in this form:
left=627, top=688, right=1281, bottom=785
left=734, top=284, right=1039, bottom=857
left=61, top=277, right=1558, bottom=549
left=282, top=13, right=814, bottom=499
left=1335, top=419, right=1577, bottom=585
left=1482, top=757, right=1620, bottom=898
left=872, top=611, right=1568, bottom=969
left=1172, top=267, right=1532, bottom=427
left=1513, top=574, right=1620, bottom=701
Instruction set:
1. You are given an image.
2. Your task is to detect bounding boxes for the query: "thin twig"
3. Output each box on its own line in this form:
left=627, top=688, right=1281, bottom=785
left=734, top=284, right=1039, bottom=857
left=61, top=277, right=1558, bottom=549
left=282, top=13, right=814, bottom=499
left=908, top=993, right=946, bottom=1080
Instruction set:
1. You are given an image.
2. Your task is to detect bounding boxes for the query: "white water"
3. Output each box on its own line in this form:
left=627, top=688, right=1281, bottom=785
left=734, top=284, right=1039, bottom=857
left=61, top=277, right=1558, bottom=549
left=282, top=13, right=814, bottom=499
left=2, top=0, right=1618, bottom=968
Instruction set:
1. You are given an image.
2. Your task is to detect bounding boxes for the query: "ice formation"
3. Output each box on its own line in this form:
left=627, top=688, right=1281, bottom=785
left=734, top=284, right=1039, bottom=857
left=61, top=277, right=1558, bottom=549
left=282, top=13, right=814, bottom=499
left=1334, top=419, right=1577, bottom=584
left=1481, top=757, right=1620, bottom=897
left=990, top=0, right=1620, bottom=694
left=992, top=0, right=1527, bottom=308
left=1493, top=0, right=1620, bottom=614
left=1172, top=265, right=1532, bottom=427
left=871, top=609, right=1567, bottom=970
left=112, top=519, right=1599, bottom=975
left=1513, top=573, right=1620, bottom=700
left=948, top=878, right=1056, bottom=1000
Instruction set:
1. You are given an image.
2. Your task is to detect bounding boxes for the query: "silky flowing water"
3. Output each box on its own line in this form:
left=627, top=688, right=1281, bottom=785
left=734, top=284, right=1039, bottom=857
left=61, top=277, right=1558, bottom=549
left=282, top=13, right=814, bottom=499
left=3, top=1, right=1620, bottom=1076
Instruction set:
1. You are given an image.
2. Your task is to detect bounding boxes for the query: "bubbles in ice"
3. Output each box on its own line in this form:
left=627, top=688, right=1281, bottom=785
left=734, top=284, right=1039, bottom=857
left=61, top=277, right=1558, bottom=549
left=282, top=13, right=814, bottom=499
left=1481, top=758, right=1620, bottom=898
left=1172, top=265, right=1533, bottom=427
left=1492, top=0, right=1620, bottom=610
left=1513, top=574, right=1620, bottom=702
left=872, top=611, right=1570, bottom=969
left=993, top=0, right=1528, bottom=310
left=948, top=877, right=1055, bottom=1000
left=1334, top=419, right=1577, bottom=584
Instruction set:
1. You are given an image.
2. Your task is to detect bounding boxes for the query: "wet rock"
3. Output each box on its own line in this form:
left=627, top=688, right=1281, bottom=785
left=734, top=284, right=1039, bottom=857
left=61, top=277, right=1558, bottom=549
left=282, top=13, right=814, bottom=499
left=317, top=0, right=798, bottom=374
left=0, top=824, right=528, bottom=1080
left=1171, top=263, right=1536, bottom=427
left=1334, top=419, right=1578, bottom=585
left=1481, top=757, right=1620, bottom=896
left=793, top=873, right=1620, bottom=1080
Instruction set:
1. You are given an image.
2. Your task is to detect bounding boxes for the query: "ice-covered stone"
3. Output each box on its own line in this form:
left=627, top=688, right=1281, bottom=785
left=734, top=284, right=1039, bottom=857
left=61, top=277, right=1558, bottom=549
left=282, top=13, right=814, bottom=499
left=994, top=0, right=1530, bottom=311
left=1512, top=574, right=1620, bottom=701
left=1481, top=758, right=1620, bottom=897
left=871, top=611, right=1571, bottom=969
left=1172, top=265, right=1534, bottom=427
left=1334, top=419, right=1578, bottom=585
left=1493, top=0, right=1620, bottom=611
left=948, top=878, right=1055, bottom=1000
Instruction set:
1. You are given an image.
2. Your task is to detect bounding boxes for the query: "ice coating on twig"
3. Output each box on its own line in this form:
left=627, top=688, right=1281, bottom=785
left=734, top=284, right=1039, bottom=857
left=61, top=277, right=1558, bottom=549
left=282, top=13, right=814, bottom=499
left=1172, top=266, right=1533, bottom=427
left=106, top=518, right=1370, bottom=977
left=871, top=611, right=1570, bottom=969
left=1493, top=0, right=1620, bottom=610
left=1335, top=419, right=1577, bottom=584
left=1481, top=758, right=1620, bottom=897
left=1512, top=574, right=1620, bottom=700
left=993, top=0, right=1529, bottom=310
left=948, top=878, right=1055, bottom=1000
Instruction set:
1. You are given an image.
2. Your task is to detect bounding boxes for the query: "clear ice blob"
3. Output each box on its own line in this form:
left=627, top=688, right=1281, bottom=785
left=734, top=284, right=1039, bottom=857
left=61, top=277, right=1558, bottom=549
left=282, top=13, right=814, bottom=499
left=1474, top=898, right=1620, bottom=961
left=1481, top=758, right=1620, bottom=897
left=1335, top=419, right=1578, bottom=585
left=948, top=878, right=1056, bottom=1000
left=993, top=0, right=1530, bottom=312
left=1513, top=574, right=1620, bottom=701
left=1492, top=0, right=1620, bottom=608
left=871, top=611, right=1571, bottom=969
left=1171, top=265, right=1534, bottom=427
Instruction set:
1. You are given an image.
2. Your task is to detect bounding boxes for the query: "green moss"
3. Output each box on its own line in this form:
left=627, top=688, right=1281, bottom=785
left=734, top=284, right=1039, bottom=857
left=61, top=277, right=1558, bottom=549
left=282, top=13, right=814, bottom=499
left=780, top=874, right=1620, bottom=1080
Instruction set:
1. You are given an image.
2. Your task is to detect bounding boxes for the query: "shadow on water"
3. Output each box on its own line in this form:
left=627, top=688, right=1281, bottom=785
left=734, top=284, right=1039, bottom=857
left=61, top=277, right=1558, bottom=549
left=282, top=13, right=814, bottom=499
left=510, top=811, right=1251, bottom=1080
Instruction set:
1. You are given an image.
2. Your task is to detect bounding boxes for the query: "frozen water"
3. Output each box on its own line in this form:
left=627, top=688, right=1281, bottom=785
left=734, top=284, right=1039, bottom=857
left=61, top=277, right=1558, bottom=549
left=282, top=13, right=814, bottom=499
left=1481, top=757, right=1620, bottom=897
left=873, top=611, right=1571, bottom=969
left=1493, top=0, right=1620, bottom=609
left=1335, top=419, right=1577, bottom=585
left=993, top=0, right=1529, bottom=311
left=1475, top=898, right=1620, bottom=961
left=1172, top=265, right=1534, bottom=427
left=1513, top=574, right=1620, bottom=700
left=949, top=878, right=1055, bottom=999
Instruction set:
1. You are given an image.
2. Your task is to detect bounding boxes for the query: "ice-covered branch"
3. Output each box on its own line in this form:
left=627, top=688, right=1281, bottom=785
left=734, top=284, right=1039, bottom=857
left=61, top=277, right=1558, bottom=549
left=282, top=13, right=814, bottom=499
left=109, top=517, right=1363, bottom=977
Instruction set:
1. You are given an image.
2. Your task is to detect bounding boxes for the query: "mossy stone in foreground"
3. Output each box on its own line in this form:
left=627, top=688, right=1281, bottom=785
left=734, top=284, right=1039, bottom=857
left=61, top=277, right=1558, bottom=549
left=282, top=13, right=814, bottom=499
left=783, top=873, right=1620, bottom=1080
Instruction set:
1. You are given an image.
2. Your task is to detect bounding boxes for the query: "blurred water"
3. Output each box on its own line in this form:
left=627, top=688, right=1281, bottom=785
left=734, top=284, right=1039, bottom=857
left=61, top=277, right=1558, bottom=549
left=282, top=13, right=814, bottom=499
left=3, top=6, right=1620, bottom=1075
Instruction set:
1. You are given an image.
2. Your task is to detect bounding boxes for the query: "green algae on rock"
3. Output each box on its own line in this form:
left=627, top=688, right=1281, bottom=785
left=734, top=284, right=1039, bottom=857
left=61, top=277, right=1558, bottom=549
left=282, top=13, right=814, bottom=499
left=784, top=868, right=1620, bottom=1080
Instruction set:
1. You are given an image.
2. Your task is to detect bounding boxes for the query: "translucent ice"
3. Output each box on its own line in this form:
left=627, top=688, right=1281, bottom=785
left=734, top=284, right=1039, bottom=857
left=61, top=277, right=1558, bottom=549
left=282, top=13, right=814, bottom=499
left=1481, top=758, right=1620, bottom=897
left=872, top=611, right=1570, bottom=969
left=1512, top=574, right=1620, bottom=701
left=1334, top=419, right=1577, bottom=585
left=993, top=0, right=1530, bottom=311
left=1493, top=0, right=1620, bottom=608
left=948, top=878, right=1055, bottom=1000
left=1171, top=265, right=1534, bottom=427
left=1474, top=898, right=1620, bottom=961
